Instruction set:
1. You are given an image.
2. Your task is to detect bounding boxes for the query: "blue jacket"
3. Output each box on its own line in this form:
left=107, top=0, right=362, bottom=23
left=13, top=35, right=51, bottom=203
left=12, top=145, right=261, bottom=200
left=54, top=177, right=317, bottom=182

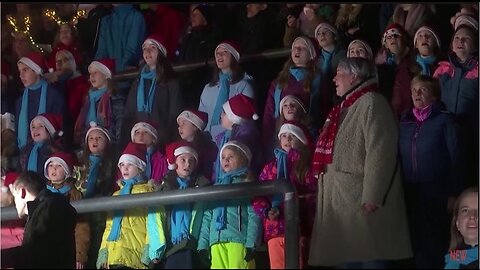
left=95, top=5, right=146, bottom=73
left=398, top=102, right=464, bottom=199
left=197, top=173, right=260, bottom=250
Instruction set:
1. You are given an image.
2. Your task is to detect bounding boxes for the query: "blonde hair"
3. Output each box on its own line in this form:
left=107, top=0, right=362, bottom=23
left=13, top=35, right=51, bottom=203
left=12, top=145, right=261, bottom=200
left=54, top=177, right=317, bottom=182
left=335, top=4, right=363, bottom=29
left=222, top=145, right=248, bottom=169
left=449, top=187, right=479, bottom=250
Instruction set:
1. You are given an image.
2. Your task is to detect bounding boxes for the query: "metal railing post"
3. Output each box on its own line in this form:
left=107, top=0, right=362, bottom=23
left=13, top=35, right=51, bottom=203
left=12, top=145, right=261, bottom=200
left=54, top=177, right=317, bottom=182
left=0, top=180, right=300, bottom=267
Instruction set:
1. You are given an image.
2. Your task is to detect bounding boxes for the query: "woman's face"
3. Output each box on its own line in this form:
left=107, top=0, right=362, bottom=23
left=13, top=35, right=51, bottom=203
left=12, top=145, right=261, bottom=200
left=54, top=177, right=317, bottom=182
left=58, top=24, right=73, bottom=46
left=291, top=40, right=310, bottom=67
left=333, top=67, right=356, bottom=96
left=456, top=192, right=478, bottom=246
left=415, top=29, right=436, bottom=56
left=191, top=8, right=207, bottom=28
left=452, top=28, right=476, bottom=61
left=411, top=81, right=436, bottom=109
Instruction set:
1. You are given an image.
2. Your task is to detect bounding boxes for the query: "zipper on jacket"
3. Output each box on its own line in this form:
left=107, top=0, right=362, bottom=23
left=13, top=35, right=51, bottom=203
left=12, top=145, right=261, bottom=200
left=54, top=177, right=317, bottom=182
left=412, top=123, right=422, bottom=181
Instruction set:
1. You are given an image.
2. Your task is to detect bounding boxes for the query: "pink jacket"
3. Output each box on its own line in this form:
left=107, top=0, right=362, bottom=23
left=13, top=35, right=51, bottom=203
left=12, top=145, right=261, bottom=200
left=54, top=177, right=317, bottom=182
left=1, top=220, right=25, bottom=250
left=150, top=150, right=169, bottom=184
left=252, top=148, right=317, bottom=242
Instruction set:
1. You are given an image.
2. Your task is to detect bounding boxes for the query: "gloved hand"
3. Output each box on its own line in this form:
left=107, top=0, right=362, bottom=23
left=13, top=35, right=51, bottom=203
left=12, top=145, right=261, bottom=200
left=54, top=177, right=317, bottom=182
left=198, top=249, right=211, bottom=267
left=244, top=248, right=255, bottom=262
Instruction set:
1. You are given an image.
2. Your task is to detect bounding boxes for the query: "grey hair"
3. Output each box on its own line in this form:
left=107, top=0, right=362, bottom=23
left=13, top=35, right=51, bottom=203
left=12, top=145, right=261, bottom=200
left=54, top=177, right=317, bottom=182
left=337, top=57, right=377, bottom=81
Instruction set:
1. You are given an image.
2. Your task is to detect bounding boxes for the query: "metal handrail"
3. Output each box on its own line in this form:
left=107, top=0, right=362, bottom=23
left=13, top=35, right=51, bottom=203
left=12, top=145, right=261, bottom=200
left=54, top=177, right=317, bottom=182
left=0, top=180, right=300, bottom=269
left=113, top=47, right=291, bottom=81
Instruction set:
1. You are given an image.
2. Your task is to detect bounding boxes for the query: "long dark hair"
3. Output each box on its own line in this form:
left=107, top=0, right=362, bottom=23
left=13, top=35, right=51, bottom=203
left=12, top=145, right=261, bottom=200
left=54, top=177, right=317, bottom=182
left=154, top=52, right=176, bottom=83
left=209, top=57, right=244, bottom=86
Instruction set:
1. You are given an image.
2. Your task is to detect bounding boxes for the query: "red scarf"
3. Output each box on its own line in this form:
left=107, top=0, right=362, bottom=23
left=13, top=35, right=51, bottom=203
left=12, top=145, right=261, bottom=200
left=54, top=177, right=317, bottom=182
left=312, top=82, right=377, bottom=175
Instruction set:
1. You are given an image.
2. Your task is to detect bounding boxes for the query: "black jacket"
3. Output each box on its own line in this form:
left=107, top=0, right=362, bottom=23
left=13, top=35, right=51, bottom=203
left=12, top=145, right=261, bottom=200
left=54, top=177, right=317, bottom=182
left=1, top=189, right=77, bottom=269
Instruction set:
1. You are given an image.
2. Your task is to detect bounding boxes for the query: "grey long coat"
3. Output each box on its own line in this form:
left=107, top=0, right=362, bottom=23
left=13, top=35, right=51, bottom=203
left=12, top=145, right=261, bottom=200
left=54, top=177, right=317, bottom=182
left=308, top=79, right=412, bottom=266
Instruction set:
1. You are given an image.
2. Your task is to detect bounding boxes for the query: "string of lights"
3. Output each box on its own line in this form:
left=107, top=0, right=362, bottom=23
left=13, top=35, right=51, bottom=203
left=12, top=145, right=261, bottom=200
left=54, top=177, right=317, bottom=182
left=7, top=15, right=44, bottom=53
left=43, top=9, right=86, bottom=28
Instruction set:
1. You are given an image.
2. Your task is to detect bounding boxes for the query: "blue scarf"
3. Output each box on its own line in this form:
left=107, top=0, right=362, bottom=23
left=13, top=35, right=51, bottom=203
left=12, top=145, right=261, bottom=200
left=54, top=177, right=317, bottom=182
left=47, top=183, right=71, bottom=194
left=213, top=167, right=248, bottom=231
left=272, top=148, right=288, bottom=208
left=321, top=49, right=333, bottom=73
left=85, top=154, right=102, bottom=198
left=145, top=147, right=154, bottom=179
left=170, top=177, right=192, bottom=245
left=211, top=72, right=232, bottom=127
left=274, top=67, right=307, bottom=118
left=107, top=174, right=145, bottom=241
left=136, top=65, right=157, bottom=113
left=86, top=87, right=107, bottom=125
left=444, top=246, right=478, bottom=269
left=386, top=52, right=396, bottom=65
left=214, top=130, right=232, bottom=180
left=416, top=54, right=437, bottom=76
left=27, top=142, right=44, bottom=172
left=17, top=79, right=48, bottom=148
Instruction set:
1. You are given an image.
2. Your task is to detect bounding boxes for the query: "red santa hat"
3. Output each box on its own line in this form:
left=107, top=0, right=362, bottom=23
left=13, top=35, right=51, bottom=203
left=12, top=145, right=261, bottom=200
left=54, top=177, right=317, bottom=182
left=143, top=34, right=168, bottom=57
left=44, top=151, right=78, bottom=179
left=222, top=94, right=259, bottom=125
left=177, top=109, right=209, bottom=131
left=165, top=140, right=199, bottom=170
left=118, top=142, right=147, bottom=171
left=347, top=39, right=374, bottom=60
left=413, top=26, right=441, bottom=48
left=2, top=172, right=20, bottom=193
left=314, top=22, right=339, bottom=40
left=279, top=95, right=307, bottom=114
left=31, top=113, right=63, bottom=137
left=220, top=140, right=252, bottom=165
left=18, top=52, right=46, bottom=75
left=382, top=23, right=406, bottom=46
left=85, top=121, right=111, bottom=144
left=278, top=120, right=313, bottom=147
left=130, top=120, right=159, bottom=141
left=88, top=58, right=115, bottom=79
left=215, top=40, right=241, bottom=62
left=454, top=14, right=479, bottom=31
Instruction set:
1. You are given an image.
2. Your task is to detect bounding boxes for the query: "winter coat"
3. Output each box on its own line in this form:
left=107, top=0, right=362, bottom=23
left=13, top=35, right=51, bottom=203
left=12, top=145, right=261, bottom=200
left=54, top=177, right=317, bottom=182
left=19, top=142, right=54, bottom=176
left=197, top=173, right=261, bottom=250
left=178, top=26, right=220, bottom=64
left=308, top=79, right=412, bottom=266
left=97, top=181, right=164, bottom=269
left=399, top=101, right=464, bottom=199
left=149, top=150, right=169, bottom=185
left=198, top=73, right=254, bottom=140
left=1, top=190, right=77, bottom=269
left=155, top=171, right=211, bottom=257
left=95, top=4, right=146, bottom=73
left=123, top=74, right=184, bottom=149
left=390, top=59, right=415, bottom=119
left=252, top=148, right=316, bottom=242
left=0, top=220, right=25, bottom=250
left=73, top=157, right=116, bottom=198
left=191, top=132, right=218, bottom=181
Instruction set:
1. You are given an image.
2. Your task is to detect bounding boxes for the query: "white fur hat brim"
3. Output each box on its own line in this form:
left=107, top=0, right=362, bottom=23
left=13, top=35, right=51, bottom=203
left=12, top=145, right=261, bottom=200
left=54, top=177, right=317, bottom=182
left=44, top=157, right=71, bottom=179
left=118, top=154, right=146, bottom=171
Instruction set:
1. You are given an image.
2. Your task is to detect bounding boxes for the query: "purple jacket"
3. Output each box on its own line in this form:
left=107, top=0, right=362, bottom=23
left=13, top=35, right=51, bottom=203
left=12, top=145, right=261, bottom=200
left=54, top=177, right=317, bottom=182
left=252, top=148, right=317, bottom=242
left=150, top=150, right=169, bottom=184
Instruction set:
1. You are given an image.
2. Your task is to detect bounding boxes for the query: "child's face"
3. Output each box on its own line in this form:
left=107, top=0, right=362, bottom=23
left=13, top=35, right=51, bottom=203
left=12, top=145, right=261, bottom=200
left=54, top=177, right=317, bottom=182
left=175, top=153, right=197, bottom=178
left=17, top=62, right=40, bottom=87
left=279, top=132, right=302, bottom=152
left=456, top=192, right=478, bottom=246
left=132, top=128, right=156, bottom=147
left=452, top=28, right=475, bottom=60
left=385, top=34, right=405, bottom=55
left=291, top=40, right=310, bottom=67
left=415, top=29, right=436, bottom=56
left=119, top=162, right=140, bottom=179
left=88, top=69, right=107, bottom=89
left=348, top=42, right=369, bottom=59
left=30, top=119, right=50, bottom=142
left=282, top=99, right=301, bottom=121
left=215, top=47, right=233, bottom=72
left=221, top=148, right=244, bottom=173
left=143, top=44, right=159, bottom=67
left=47, top=161, right=66, bottom=183
left=220, top=111, right=234, bottom=130
left=177, top=118, right=198, bottom=141
left=411, top=81, right=436, bottom=109
left=316, top=28, right=335, bottom=49
left=58, top=24, right=73, bottom=46
left=88, top=130, right=108, bottom=155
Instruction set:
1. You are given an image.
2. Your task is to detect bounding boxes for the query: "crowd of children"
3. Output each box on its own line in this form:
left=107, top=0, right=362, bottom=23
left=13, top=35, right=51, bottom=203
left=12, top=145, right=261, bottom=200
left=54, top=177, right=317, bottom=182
left=0, top=3, right=478, bottom=269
